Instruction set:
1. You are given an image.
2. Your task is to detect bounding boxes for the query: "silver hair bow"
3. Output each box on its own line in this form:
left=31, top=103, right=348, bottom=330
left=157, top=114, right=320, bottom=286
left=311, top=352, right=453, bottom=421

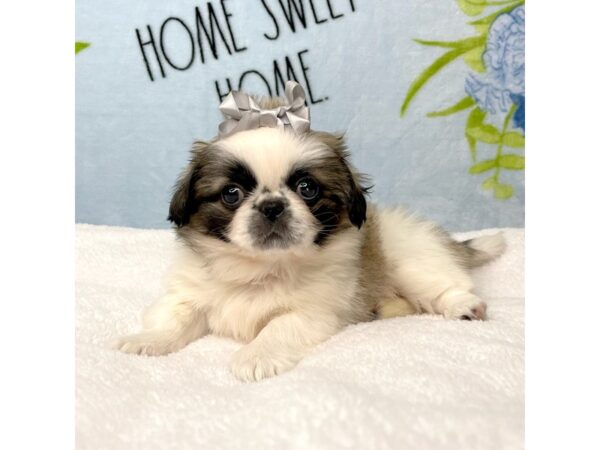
left=218, top=81, right=310, bottom=138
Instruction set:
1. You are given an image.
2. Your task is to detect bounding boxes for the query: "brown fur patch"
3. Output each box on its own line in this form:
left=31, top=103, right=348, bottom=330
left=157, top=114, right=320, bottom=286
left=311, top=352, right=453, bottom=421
left=357, top=211, right=417, bottom=319
left=169, top=141, right=257, bottom=243
left=303, top=132, right=369, bottom=230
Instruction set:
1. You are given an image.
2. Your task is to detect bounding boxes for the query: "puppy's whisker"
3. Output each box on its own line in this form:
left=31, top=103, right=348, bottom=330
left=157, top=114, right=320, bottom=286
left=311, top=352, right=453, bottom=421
left=313, top=212, right=340, bottom=221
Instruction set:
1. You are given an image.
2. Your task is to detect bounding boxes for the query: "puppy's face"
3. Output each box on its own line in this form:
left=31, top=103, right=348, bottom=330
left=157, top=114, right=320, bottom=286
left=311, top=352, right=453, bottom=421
left=168, top=128, right=367, bottom=253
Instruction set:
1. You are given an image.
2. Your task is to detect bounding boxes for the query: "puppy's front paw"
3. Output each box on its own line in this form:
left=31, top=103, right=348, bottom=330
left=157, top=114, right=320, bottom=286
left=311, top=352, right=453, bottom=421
left=112, top=331, right=179, bottom=356
left=231, top=346, right=296, bottom=382
left=457, top=301, right=487, bottom=321
left=442, top=293, right=487, bottom=321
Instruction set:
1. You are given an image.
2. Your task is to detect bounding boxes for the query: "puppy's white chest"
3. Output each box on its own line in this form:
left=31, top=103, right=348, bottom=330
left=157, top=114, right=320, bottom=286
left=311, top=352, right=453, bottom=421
left=205, top=283, right=287, bottom=343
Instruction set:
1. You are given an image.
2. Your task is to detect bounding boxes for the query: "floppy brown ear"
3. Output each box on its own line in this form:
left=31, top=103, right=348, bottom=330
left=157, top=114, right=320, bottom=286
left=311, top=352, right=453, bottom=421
left=311, top=132, right=369, bottom=229
left=347, top=176, right=368, bottom=229
left=167, top=165, right=197, bottom=227
left=167, top=141, right=209, bottom=227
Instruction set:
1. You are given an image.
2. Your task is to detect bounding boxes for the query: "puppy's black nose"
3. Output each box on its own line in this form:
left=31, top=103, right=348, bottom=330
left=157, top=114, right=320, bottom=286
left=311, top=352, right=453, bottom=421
left=259, top=199, right=285, bottom=221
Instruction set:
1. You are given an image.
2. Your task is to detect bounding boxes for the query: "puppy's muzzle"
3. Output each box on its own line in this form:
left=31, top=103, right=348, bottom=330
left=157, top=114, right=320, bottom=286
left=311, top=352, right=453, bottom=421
left=258, top=199, right=286, bottom=222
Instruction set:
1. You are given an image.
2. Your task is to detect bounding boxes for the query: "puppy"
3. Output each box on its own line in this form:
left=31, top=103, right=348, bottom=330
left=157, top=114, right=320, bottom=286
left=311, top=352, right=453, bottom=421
left=115, top=87, right=505, bottom=382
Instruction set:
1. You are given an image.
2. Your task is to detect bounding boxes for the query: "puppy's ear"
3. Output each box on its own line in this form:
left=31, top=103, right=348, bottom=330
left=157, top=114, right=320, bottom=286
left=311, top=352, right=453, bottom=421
left=312, top=132, right=369, bottom=229
left=347, top=176, right=368, bottom=229
left=167, top=165, right=197, bottom=227
left=167, top=141, right=208, bottom=227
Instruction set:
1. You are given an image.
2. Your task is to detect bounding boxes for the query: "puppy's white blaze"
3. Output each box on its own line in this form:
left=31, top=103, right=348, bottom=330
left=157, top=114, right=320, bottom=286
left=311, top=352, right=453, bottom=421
left=222, top=128, right=324, bottom=252
left=221, top=128, right=298, bottom=190
left=226, top=190, right=259, bottom=251
left=219, top=128, right=329, bottom=191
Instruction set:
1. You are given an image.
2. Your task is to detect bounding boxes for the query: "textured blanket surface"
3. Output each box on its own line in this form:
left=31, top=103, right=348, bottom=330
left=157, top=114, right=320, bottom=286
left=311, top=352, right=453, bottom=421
left=76, top=225, right=524, bottom=450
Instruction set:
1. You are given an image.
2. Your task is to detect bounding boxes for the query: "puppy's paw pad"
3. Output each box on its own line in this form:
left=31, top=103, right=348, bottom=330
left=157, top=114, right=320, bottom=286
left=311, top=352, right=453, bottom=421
left=459, top=303, right=487, bottom=321
left=231, top=348, right=294, bottom=382
left=112, top=332, right=175, bottom=356
left=443, top=294, right=487, bottom=321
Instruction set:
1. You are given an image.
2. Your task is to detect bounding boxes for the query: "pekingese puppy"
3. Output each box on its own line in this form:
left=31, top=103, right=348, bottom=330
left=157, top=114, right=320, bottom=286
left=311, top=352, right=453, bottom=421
left=115, top=82, right=505, bottom=381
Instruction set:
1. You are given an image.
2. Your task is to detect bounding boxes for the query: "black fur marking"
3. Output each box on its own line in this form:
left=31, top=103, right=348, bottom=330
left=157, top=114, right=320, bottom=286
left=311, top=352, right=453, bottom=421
left=312, top=199, right=344, bottom=245
left=286, top=168, right=311, bottom=191
left=226, top=162, right=257, bottom=193
left=347, top=181, right=368, bottom=230
left=199, top=203, right=234, bottom=242
left=168, top=168, right=200, bottom=227
left=286, top=151, right=368, bottom=243
left=168, top=143, right=258, bottom=244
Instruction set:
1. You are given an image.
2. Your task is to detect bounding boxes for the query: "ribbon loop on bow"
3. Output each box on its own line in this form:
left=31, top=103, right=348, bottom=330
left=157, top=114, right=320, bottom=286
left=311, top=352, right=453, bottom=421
left=218, top=81, right=310, bottom=138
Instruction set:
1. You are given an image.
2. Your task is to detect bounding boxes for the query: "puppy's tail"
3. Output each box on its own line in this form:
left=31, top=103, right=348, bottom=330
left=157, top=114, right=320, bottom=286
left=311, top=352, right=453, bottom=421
left=455, top=232, right=507, bottom=268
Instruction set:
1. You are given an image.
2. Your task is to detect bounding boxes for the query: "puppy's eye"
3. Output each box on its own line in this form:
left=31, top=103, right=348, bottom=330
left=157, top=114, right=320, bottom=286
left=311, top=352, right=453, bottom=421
left=296, top=177, right=319, bottom=201
left=221, top=184, right=244, bottom=207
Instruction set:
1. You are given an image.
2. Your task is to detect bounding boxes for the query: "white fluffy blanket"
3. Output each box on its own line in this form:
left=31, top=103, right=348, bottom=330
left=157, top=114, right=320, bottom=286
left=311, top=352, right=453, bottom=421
left=76, top=225, right=524, bottom=450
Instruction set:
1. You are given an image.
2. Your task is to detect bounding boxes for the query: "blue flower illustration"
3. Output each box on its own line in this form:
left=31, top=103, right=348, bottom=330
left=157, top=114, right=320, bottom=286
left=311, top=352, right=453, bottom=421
left=401, top=1, right=526, bottom=200
left=465, top=6, right=525, bottom=115
left=511, top=94, right=525, bottom=130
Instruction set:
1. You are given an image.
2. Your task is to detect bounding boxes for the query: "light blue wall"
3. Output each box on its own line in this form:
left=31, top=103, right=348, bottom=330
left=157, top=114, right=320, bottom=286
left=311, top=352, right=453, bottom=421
left=76, top=0, right=524, bottom=231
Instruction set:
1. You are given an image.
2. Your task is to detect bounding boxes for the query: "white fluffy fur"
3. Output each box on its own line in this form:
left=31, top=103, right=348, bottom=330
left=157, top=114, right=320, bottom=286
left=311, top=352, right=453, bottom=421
left=114, top=128, right=505, bottom=381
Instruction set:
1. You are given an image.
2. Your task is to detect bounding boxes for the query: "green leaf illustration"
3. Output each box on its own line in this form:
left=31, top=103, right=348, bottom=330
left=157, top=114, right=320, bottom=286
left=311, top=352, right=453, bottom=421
left=502, top=131, right=525, bottom=148
left=468, top=1, right=524, bottom=27
left=482, top=176, right=497, bottom=190
left=465, top=107, right=486, bottom=160
left=427, top=97, right=475, bottom=117
left=463, top=46, right=486, bottom=72
left=498, top=154, right=525, bottom=170
left=469, top=159, right=497, bottom=174
left=494, top=183, right=514, bottom=199
left=76, top=42, right=90, bottom=54
left=457, top=0, right=487, bottom=17
left=413, top=36, right=486, bottom=49
left=469, top=103, right=521, bottom=200
left=400, top=36, right=485, bottom=116
left=466, top=107, right=487, bottom=128
left=467, top=136, right=477, bottom=162
left=401, top=49, right=464, bottom=116
left=467, top=124, right=501, bottom=144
